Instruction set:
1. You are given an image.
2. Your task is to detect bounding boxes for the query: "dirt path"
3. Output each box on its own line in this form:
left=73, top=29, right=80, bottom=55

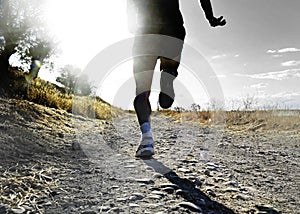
left=0, top=98, right=299, bottom=213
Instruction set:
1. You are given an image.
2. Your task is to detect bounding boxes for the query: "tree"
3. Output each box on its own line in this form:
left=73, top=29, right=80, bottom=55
left=191, top=103, right=201, bottom=117
left=191, top=103, right=201, bottom=112
left=0, top=0, right=56, bottom=87
left=56, top=65, right=92, bottom=96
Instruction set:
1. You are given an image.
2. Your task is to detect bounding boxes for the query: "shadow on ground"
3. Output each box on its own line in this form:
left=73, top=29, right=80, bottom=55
left=143, top=158, right=236, bottom=214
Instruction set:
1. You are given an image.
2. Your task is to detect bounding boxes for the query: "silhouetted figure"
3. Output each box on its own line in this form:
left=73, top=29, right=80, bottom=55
left=127, top=0, right=226, bottom=157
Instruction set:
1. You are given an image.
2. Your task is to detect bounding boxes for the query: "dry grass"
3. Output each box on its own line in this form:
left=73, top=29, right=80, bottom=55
left=7, top=68, right=124, bottom=120
left=226, top=110, right=300, bottom=131
left=156, top=109, right=213, bottom=124
left=158, top=109, right=300, bottom=131
left=0, top=164, right=59, bottom=213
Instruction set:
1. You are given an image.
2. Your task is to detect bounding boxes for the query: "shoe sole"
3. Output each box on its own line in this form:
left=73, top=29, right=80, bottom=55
left=135, top=145, right=154, bottom=157
left=135, top=151, right=154, bottom=158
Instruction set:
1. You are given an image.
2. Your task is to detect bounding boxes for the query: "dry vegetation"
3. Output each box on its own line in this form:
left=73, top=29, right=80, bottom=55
left=5, top=68, right=124, bottom=120
left=0, top=165, right=59, bottom=213
left=156, top=109, right=300, bottom=132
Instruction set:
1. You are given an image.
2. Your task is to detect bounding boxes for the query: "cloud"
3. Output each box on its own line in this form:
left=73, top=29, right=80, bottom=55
left=250, top=83, right=268, bottom=89
left=236, top=68, right=300, bottom=80
left=211, top=54, right=227, bottom=60
left=278, top=48, right=300, bottom=53
left=281, top=60, right=300, bottom=67
left=271, top=54, right=283, bottom=58
left=271, top=91, right=300, bottom=98
left=267, top=47, right=300, bottom=54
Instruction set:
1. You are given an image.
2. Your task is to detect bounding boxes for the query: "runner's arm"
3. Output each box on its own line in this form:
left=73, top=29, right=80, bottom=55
left=199, top=0, right=226, bottom=27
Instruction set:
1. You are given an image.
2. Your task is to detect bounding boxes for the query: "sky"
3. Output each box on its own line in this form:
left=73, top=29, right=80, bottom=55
left=41, top=0, right=300, bottom=110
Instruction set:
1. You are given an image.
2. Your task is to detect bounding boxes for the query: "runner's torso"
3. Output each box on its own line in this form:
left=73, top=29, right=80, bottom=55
left=127, top=0, right=184, bottom=33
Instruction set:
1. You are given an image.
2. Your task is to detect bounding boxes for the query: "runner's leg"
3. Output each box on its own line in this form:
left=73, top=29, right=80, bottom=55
left=133, top=55, right=157, bottom=125
left=159, top=26, right=185, bottom=108
left=133, top=52, right=157, bottom=157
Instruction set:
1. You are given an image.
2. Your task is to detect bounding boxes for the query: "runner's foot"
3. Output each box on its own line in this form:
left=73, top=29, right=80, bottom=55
left=135, top=132, right=154, bottom=157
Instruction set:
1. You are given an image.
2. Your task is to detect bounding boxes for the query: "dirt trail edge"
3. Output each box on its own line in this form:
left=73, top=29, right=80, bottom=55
left=0, top=98, right=299, bottom=213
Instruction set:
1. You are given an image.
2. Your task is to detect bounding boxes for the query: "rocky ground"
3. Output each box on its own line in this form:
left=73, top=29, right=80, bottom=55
left=0, top=97, right=299, bottom=213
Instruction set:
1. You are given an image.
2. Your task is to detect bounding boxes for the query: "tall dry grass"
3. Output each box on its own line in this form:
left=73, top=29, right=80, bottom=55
left=7, top=68, right=123, bottom=120
left=157, top=108, right=300, bottom=131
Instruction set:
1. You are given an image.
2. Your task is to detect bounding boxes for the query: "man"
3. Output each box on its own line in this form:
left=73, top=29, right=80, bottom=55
left=127, top=0, right=226, bottom=157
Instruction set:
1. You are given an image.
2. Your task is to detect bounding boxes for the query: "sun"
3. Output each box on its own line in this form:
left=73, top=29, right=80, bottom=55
left=43, top=0, right=131, bottom=69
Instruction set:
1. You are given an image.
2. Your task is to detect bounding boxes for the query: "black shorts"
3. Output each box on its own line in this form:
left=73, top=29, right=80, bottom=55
left=134, top=24, right=186, bottom=41
left=133, top=24, right=186, bottom=61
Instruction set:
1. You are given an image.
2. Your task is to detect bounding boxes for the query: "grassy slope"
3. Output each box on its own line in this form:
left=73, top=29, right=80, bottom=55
left=4, top=67, right=124, bottom=120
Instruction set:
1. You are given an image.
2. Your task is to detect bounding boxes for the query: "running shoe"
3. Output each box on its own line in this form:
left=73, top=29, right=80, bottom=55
left=135, top=132, right=155, bottom=157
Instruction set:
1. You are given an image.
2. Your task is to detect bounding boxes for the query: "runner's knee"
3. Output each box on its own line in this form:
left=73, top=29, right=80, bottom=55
left=134, top=91, right=150, bottom=105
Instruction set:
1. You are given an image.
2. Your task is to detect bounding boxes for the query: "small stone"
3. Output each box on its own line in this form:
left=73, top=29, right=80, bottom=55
left=148, top=194, right=162, bottom=199
left=11, top=207, right=26, bottom=214
left=151, top=190, right=166, bottom=196
left=206, top=166, right=218, bottom=171
left=169, top=206, right=179, bottom=211
left=153, top=172, right=163, bottom=178
left=129, top=203, right=139, bottom=208
left=233, top=194, right=250, bottom=201
left=135, top=178, right=154, bottom=185
left=99, top=206, right=110, bottom=212
left=159, top=183, right=179, bottom=189
left=124, top=165, right=136, bottom=168
left=129, top=193, right=144, bottom=201
left=44, top=201, right=52, bottom=206
left=81, top=211, right=96, bottom=214
left=178, top=202, right=202, bottom=212
left=224, top=187, right=239, bottom=193
left=178, top=168, right=192, bottom=173
left=170, top=134, right=177, bottom=139
left=145, top=166, right=155, bottom=171
left=116, top=198, right=127, bottom=202
left=193, top=178, right=203, bottom=186
left=214, top=177, right=226, bottom=183
left=206, top=162, right=219, bottom=168
left=162, top=187, right=174, bottom=194
left=206, top=189, right=217, bottom=197
left=175, top=189, right=189, bottom=196
left=224, top=181, right=237, bottom=187
left=58, top=133, right=64, bottom=138
left=109, top=207, right=120, bottom=212
left=72, top=141, right=81, bottom=150
left=204, top=170, right=212, bottom=177
left=255, top=205, right=280, bottom=213
left=147, top=203, right=161, bottom=209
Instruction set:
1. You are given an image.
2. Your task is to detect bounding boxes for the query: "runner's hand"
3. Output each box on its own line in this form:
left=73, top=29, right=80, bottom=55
left=208, top=16, right=226, bottom=27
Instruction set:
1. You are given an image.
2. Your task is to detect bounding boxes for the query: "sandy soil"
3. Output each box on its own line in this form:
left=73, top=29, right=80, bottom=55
left=0, top=97, right=299, bottom=213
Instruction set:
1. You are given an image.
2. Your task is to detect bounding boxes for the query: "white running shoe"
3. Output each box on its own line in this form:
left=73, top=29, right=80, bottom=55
left=135, top=132, right=155, bottom=157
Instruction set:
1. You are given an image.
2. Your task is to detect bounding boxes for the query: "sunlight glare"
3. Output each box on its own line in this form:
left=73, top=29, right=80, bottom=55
left=44, top=0, right=130, bottom=69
